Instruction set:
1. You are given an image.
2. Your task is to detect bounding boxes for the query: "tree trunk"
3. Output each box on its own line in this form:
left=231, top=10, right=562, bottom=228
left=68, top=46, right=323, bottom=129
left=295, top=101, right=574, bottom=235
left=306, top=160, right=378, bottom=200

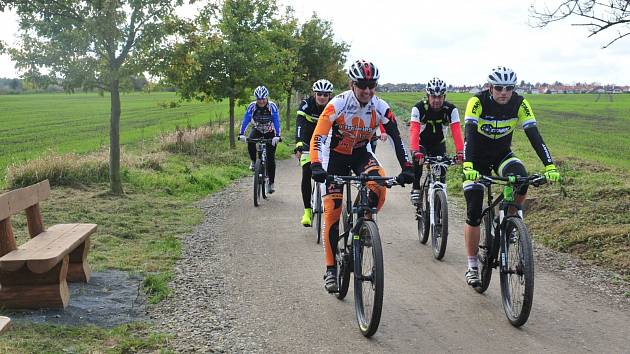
left=109, top=79, right=124, bottom=194
left=285, top=89, right=292, bottom=132
left=229, top=95, right=236, bottom=149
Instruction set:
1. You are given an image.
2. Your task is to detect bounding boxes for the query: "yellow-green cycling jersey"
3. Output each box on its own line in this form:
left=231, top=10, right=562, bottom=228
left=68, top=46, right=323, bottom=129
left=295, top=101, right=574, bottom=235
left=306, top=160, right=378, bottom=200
left=464, top=90, right=553, bottom=166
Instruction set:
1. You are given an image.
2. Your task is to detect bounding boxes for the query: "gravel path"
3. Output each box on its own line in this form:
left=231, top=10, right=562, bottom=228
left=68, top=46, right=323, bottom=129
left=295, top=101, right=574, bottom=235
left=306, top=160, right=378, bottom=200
left=148, top=150, right=628, bottom=353
left=147, top=182, right=248, bottom=352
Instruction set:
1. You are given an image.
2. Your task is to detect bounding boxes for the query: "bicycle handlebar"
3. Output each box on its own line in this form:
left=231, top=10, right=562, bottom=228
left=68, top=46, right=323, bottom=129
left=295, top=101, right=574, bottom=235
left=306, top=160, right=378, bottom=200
left=327, top=174, right=401, bottom=188
left=479, top=174, right=547, bottom=187
left=423, top=155, right=456, bottom=166
left=245, top=137, right=282, bottom=143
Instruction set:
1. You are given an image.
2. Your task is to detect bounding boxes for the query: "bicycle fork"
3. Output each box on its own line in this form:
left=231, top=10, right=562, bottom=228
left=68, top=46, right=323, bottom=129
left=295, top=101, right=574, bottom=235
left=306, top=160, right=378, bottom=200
left=427, top=182, right=446, bottom=229
left=497, top=209, right=523, bottom=273
left=352, top=217, right=373, bottom=282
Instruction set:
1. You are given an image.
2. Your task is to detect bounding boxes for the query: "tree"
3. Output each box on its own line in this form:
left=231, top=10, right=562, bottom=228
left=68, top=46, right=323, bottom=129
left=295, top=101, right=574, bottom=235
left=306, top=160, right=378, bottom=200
left=264, top=13, right=348, bottom=132
left=530, top=0, right=630, bottom=48
left=7, top=0, right=183, bottom=194
left=296, top=14, right=349, bottom=99
left=264, top=11, right=299, bottom=131
left=164, top=0, right=282, bottom=149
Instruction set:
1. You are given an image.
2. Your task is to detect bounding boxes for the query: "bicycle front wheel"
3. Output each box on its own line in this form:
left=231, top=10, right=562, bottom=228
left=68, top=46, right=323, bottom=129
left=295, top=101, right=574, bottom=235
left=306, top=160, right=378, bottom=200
left=313, top=184, right=322, bottom=244
left=353, top=220, right=384, bottom=337
left=476, top=210, right=497, bottom=293
left=417, top=188, right=429, bottom=244
left=253, top=160, right=262, bottom=207
left=431, top=189, right=448, bottom=260
left=261, top=161, right=268, bottom=200
left=500, top=217, right=534, bottom=327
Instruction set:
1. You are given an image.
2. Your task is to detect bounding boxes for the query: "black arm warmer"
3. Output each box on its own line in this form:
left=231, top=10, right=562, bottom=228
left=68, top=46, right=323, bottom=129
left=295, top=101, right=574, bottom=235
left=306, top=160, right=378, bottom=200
left=464, top=122, right=478, bottom=163
left=383, top=119, right=410, bottom=167
left=295, top=114, right=307, bottom=143
left=524, top=126, right=553, bottom=166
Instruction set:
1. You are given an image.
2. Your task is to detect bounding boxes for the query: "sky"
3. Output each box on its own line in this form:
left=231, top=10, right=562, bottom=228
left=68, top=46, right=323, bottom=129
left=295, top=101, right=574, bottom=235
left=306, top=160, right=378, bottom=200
left=1, top=1, right=628, bottom=86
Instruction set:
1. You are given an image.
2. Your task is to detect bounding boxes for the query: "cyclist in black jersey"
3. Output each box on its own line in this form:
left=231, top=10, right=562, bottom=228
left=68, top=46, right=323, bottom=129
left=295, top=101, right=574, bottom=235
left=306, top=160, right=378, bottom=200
left=295, top=79, right=334, bottom=226
left=461, top=67, right=561, bottom=287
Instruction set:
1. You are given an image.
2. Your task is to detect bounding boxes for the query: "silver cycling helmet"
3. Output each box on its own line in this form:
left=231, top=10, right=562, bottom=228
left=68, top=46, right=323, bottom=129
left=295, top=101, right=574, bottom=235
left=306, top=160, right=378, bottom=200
left=254, top=85, right=269, bottom=99
left=487, top=66, right=517, bottom=85
left=312, top=79, right=333, bottom=93
left=426, top=77, right=447, bottom=96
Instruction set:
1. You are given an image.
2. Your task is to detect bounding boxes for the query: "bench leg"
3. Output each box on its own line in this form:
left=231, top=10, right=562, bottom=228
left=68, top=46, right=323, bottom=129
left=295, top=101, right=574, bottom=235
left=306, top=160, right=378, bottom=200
left=0, top=255, right=70, bottom=309
left=67, top=236, right=91, bottom=283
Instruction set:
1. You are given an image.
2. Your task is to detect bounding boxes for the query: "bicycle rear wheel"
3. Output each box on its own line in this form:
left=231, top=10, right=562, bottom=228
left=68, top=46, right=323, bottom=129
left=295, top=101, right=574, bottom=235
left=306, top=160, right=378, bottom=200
left=417, top=187, right=429, bottom=244
left=500, top=217, right=534, bottom=327
left=476, top=210, right=497, bottom=293
left=431, top=189, right=448, bottom=260
left=336, top=201, right=351, bottom=299
left=253, top=160, right=262, bottom=207
left=353, top=220, right=383, bottom=337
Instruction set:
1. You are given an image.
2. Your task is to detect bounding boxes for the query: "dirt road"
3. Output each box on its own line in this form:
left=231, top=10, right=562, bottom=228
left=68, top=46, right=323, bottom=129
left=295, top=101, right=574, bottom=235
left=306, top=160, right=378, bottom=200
left=216, top=142, right=629, bottom=353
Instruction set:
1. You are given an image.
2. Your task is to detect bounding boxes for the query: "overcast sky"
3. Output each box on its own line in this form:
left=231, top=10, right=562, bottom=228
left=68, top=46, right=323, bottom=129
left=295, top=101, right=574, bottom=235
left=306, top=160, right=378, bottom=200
left=1, top=1, right=628, bottom=86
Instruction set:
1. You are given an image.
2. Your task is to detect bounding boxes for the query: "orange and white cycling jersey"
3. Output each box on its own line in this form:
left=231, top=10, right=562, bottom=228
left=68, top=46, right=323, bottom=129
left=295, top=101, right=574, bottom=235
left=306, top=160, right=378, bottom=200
left=309, top=90, right=397, bottom=164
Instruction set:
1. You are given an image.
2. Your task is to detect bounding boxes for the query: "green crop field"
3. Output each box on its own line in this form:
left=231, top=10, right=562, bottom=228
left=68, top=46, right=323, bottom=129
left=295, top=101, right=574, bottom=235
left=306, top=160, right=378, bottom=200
left=381, top=92, right=630, bottom=172
left=0, top=92, right=239, bottom=186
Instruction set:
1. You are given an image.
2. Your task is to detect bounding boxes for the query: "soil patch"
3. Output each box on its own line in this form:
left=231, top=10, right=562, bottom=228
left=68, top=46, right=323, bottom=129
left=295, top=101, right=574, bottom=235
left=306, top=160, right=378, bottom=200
left=2, top=270, right=147, bottom=328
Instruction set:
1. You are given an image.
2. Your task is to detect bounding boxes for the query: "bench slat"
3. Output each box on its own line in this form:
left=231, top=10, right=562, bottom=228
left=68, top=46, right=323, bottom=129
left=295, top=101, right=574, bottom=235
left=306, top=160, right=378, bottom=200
left=0, top=180, right=50, bottom=221
left=0, top=223, right=96, bottom=273
left=0, top=316, right=10, bottom=334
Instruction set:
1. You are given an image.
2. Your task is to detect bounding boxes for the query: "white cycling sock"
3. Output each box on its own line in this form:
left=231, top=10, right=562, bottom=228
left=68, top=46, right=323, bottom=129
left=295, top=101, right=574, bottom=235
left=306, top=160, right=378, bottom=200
left=467, top=256, right=478, bottom=269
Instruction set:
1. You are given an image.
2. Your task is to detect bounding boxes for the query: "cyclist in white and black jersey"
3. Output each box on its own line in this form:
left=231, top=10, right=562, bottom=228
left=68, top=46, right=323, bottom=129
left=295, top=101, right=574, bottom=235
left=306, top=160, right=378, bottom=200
left=409, top=78, right=464, bottom=202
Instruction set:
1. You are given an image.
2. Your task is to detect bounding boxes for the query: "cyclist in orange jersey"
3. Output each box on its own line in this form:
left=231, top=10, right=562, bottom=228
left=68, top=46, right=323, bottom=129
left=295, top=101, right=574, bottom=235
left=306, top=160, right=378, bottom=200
left=309, top=59, right=414, bottom=292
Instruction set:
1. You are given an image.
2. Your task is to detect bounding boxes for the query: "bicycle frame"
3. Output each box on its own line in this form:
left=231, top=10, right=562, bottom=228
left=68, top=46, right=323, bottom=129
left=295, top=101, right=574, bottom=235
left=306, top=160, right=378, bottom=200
left=480, top=175, right=545, bottom=273
left=334, top=174, right=397, bottom=262
left=419, top=156, right=454, bottom=229
left=256, top=142, right=267, bottom=171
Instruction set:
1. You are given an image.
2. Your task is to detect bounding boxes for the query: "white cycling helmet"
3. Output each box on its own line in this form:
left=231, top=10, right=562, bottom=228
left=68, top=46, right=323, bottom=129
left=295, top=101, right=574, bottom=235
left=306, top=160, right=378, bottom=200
left=426, top=77, right=447, bottom=96
left=254, top=86, right=269, bottom=99
left=487, top=66, right=517, bottom=85
left=347, top=59, right=380, bottom=81
left=312, top=79, right=333, bottom=93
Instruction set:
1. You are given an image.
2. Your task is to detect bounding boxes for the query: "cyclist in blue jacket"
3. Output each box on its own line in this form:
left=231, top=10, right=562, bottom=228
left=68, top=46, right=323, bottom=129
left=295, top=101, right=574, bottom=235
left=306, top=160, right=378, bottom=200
left=239, top=86, right=281, bottom=194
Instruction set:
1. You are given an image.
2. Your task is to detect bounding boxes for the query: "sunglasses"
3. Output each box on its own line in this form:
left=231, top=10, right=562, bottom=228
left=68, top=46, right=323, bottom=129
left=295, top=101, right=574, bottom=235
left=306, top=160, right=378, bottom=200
left=353, top=81, right=377, bottom=90
left=493, top=85, right=515, bottom=92
left=316, top=92, right=330, bottom=97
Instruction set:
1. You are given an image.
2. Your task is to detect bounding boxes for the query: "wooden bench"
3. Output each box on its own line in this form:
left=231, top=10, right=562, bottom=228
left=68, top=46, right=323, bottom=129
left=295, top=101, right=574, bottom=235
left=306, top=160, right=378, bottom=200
left=0, top=180, right=97, bottom=309
left=0, top=316, right=10, bottom=334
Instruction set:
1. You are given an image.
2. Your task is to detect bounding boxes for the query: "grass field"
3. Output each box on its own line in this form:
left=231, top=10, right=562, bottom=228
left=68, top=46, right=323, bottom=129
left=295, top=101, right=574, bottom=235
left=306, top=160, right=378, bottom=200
left=0, top=92, right=236, bottom=188
left=380, top=92, right=630, bottom=172
left=0, top=90, right=627, bottom=351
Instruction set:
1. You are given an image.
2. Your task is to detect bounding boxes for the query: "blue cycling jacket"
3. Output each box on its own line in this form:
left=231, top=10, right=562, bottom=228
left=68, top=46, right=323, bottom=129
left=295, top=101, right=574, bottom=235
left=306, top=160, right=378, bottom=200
left=240, top=101, right=281, bottom=136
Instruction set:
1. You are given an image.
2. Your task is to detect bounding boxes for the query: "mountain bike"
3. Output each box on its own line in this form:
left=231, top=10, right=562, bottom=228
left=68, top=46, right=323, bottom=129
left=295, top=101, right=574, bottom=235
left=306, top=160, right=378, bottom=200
left=311, top=182, right=323, bottom=244
left=413, top=155, right=455, bottom=260
left=331, top=173, right=402, bottom=337
left=474, top=174, right=547, bottom=327
left=246, top=137, right=275, bottom=207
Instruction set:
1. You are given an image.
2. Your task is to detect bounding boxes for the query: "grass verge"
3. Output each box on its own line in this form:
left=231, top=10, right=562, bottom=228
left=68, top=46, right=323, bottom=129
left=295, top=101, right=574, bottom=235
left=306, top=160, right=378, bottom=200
left=0, top=121, right=296, bottom=351
left=0, top=322, right=172, bottom=354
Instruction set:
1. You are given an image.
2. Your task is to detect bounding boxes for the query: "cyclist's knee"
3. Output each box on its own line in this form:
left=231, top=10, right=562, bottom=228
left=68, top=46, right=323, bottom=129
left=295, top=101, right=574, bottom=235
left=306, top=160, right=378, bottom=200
left=464, top=183, right=484, bottom=227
